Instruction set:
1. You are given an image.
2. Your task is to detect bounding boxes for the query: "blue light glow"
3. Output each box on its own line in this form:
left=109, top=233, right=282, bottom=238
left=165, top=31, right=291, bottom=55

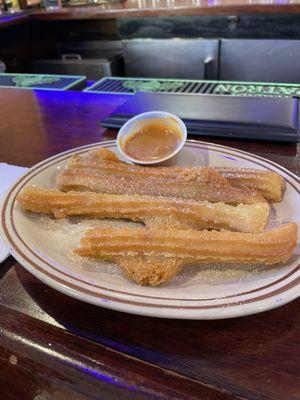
left=79, top=365, right=138, bottom=391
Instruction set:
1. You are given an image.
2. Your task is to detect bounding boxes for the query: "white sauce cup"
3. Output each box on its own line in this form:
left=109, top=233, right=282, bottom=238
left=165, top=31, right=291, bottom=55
left=116, top=111, right=187, bottom=165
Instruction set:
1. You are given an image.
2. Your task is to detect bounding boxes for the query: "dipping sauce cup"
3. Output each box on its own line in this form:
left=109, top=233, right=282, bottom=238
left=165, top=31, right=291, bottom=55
left=117, top=111, right=187, bottom=165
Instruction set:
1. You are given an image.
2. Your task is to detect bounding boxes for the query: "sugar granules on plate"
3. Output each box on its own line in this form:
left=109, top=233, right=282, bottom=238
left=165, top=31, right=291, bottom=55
left=35, top=206, right=282, bottom=287
left=38, top=215, right=140, bottom=275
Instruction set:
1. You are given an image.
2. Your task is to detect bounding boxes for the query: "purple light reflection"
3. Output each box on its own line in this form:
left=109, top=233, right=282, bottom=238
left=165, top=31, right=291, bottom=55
left=80, top=366, right=138, bottom=391
left=30, top=89, right=128, bottom=146
left=219, top=155, right=237, bottom=161
left=0, top=15, right=18, bottom=22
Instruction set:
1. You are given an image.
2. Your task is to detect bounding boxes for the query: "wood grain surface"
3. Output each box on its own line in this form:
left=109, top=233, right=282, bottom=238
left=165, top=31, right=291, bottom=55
left=3, top=0, right=300, bottom=30
left=0, top=13, right=29, bottom=29
left=31, top=1, right=300, bottom=20
left=0, top=88, right=299, bottom=400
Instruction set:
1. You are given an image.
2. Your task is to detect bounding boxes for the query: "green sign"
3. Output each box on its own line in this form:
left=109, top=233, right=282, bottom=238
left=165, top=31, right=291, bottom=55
left=122, top=80, right=184, bottom=93
left=214, top=84, right=300, bottom=96
left=12, top=76, right=60, bottom=88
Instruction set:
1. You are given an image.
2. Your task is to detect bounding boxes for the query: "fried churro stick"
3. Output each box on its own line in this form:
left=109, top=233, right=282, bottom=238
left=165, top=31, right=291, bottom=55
left=215, top=167, right=286, bottom=202
left=75, top=224, right=297, bottom=285
left=57, top=169, right=266, bottom=205
left=117, top=256, right=183, bottom=286
left=17, top=187, right=270, bottom=233
left=77, top=149, right=285, bottom=201
left=69, top=148, right=228, bottom=185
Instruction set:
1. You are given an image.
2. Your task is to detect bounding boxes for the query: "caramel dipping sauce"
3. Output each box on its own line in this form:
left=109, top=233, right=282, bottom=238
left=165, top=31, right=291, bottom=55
left=121, top=118, right=183, bottom=162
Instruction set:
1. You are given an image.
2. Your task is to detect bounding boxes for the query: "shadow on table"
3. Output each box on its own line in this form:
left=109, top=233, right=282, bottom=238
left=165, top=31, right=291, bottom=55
left=12, top=264, right=299, bottom=399
left=15, top=265, right=297, bottom=362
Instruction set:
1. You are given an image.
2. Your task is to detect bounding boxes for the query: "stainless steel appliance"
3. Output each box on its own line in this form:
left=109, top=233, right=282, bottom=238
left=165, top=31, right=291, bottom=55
left=122, top=39, right=219, bottom=80
left=33, top=40, right=124, bottom=80
left=220, top=39, right=300, bottom=83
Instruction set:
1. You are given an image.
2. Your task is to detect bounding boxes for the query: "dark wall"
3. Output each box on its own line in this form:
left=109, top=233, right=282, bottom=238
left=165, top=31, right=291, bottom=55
left=118, top=14, right=300, bottom=40
left=0, top=18, right=118, bottom=72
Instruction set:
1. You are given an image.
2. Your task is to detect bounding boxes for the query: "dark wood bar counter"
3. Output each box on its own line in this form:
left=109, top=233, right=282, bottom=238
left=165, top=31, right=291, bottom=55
left=0, top=88, right=299, bottom=399
left=0, top=12, right=29, bottom=29
left=2, top=0, right=300, bottom=31
left=31, top=0, right=300, bottom=20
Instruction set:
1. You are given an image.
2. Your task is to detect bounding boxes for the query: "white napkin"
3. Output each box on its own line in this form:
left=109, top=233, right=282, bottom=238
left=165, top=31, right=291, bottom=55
left=0, top=163, right=29, bottom=262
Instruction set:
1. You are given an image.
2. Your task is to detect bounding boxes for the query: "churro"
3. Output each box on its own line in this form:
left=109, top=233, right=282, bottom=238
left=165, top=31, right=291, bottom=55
left=214, top=167, right=285, bottom=202
left=57, top=169, right=266, bottom=205
left=17, top=186, right=270, bottom=233
left=75, top=224, right=297, bottom=285
left=67, top=150, right=228, bottom=185
left=69, top=148, right=285, bottom=201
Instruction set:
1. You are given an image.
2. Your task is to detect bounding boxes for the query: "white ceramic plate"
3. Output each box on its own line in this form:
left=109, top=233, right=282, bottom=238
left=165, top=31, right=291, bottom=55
left=1, top=140, right=299, bottom=319
left=0, top=163, right=28, bottom=262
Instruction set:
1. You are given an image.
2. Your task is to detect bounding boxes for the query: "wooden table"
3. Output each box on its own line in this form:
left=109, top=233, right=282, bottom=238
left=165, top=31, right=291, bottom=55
left=0, top=88, right=299, bottom=400
left=0, top=12, right=29, bottom=29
